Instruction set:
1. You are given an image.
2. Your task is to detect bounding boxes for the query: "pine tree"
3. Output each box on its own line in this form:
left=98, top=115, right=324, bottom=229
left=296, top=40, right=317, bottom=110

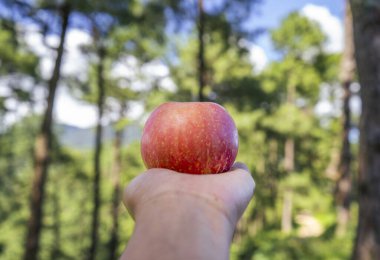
left=23, top=2, right=71, bottom=259
left=335, top=0, right=355, bottom=237
left=350, top=0, right=380, bottom=259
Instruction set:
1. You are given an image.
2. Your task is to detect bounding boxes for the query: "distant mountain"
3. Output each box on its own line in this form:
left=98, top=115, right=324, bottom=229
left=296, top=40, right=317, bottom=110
left=55, top=123, right=142, bottom=149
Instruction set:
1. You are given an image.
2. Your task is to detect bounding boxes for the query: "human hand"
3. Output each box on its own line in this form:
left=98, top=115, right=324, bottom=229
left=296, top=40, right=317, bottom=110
left=121, top=163, right=255, bottom=260
left=124, top=162, right=255, bottom=227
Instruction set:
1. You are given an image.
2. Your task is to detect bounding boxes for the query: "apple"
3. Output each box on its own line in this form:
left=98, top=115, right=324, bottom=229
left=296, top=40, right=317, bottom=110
left=141, top=102, right=238, bottom=174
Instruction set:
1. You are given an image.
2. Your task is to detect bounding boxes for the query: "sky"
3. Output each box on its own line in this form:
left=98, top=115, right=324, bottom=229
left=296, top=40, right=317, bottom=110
left=2, top=0, right=346, bottom=128
left=249, top=0, right=344, bottom=69
left=250, top=0, right=344, bottom=36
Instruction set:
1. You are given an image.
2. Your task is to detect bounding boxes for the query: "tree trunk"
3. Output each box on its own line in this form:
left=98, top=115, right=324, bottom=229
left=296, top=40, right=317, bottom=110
left=350, top=1, right=380, bottom=259
left=197, top=0, right=206, bottom=101
left=282, top=83, right=295, bottom=233
left=24, top=5, right=70, bottom=260
left=335, top=0, right=355, bottom=237
left=88, top=46, right=106, bottom=260
left=284, top=138, right=295, bottom=172
left=281, top=189, right=292, bottom=234
left=284, top=81, right=296, bottom=173
left=335, top=81, right=353, bottom=236
left=50, top=176, right=61, bottom=259
left=108, top=105, right=125, bottom=260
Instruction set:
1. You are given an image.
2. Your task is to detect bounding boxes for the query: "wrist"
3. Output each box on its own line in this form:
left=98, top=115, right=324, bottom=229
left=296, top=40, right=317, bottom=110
left=125, top=191, right=234, bottom=260
left=134, top=190, right=236, bottom=231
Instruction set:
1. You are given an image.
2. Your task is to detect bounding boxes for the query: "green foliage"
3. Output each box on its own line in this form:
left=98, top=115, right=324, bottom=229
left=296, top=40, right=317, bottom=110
left=170, top=28, right=253, bottom=101
left=237, top=230, right=353, bottom=260
left=314, top=53, right=342, bottom=82
left=260, top=103, right=313, bottom=137
left=0, top=21, right=38, bottom=76
left=0, top=2, right=355, bottom=260
left=271, top=12, right=326, bottom=57
left=0, top=19, right=39, bottom=116
left=0, top=115, right=145, bottom=259
left=0, top=116, right=38, bottom=258
left=260, top=57, right=322, bottom=103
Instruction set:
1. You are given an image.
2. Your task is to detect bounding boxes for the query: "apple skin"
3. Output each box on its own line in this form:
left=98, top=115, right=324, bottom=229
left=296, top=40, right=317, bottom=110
left=141, top=102, right=238, bottom=174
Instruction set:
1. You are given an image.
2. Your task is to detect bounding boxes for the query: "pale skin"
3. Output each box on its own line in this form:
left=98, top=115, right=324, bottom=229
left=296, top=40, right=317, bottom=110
left=121, top=162, right=255, bottom=260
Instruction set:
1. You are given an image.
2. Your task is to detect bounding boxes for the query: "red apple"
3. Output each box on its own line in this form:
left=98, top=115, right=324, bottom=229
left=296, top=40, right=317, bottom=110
left=141, top=102, right=238, bottom=174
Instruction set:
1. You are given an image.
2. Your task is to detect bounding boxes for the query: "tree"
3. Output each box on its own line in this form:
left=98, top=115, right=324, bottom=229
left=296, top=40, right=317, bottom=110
left=266, top=12, right=325, bottom=233
left=335, top=0, right=355, bottom=237
left=68, top=2, right=168, bottom=258
left=350, top=0, right=380, bottom=259
left=168, top=0, right=259, bottom=101
left=104, top=65, right=140, bottom=260
left=271, top=12, right=325, bottom=172
left=22, top=2, right=71, bottom=259
left=108, top=107, right=124, bottom=260
left=76, top=8, right=128, bottom=260
left=89, top=31, right=105, bottom=260
left=170, top=19, right=254, bottom=102
left=0, top=7, right=41, bottom=260
left=197, top=0, right=206, bottom=101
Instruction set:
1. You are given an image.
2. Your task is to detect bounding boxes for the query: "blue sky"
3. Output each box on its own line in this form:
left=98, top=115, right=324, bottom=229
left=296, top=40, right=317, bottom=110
left=255, top=0, right=343, bottom=25
left=245, top=0, right=344, bottom=70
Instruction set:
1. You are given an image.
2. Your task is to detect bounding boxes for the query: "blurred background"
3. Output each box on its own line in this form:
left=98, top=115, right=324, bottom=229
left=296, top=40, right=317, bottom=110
left=0, top=0, right=371, bottom=259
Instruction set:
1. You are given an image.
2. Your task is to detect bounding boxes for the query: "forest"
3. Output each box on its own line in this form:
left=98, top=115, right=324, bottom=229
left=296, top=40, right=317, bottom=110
left=0, top=0, right=380, bottom=259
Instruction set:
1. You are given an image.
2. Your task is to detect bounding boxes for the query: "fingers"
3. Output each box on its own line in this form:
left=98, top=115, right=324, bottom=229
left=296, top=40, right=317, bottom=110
left=224, top=162, right=255, bottom=222
left=226, top=162, right=256, bottom=205
left=228, top=162, right=255, bottom=195
left=123, top=168, right=182, bottom=218
left=123, top=174, right=143, bottom=219
left=231, top=162, right=249, bottom=172
left=123, top=171, right=153, bottom=218
left=123, top=163, right=256, bottom=222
